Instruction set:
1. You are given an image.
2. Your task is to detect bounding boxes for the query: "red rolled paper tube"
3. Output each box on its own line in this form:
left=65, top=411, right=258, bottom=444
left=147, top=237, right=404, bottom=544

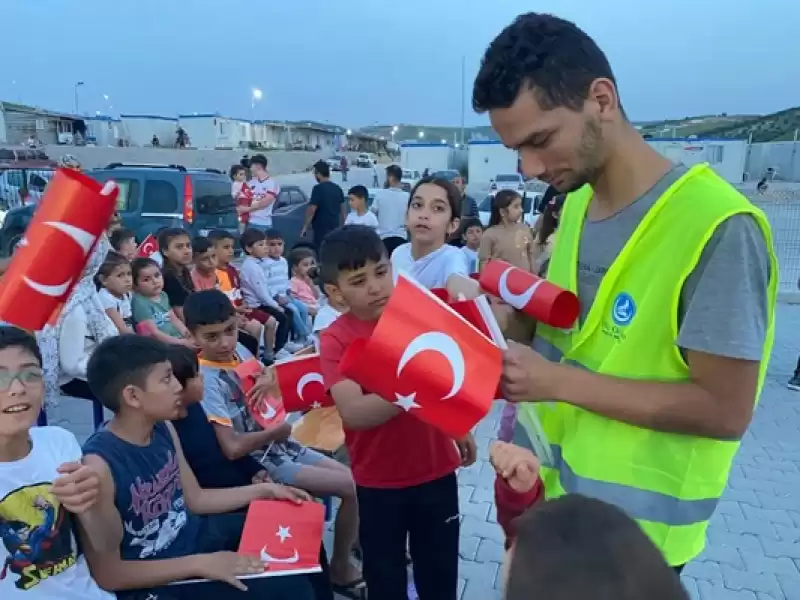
left=0, top=169, right=118, bottom=330
left=479, top=259, right=579, bottom=329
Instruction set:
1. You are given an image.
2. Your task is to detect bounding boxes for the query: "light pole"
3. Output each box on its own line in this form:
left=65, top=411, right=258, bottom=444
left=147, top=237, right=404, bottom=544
left=251, top=87, right=263, bottom=110
left=74, top=81, right=84, bottom=114
left=460, top=55, right=466, bottom=147
left=418, top=131, right=425, bottom=139
left=391, top=125, right=398, bottom=142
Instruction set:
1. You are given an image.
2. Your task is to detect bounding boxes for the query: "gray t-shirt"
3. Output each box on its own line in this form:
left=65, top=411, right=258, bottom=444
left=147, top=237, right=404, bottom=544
left=535, top=164, right=770, bottom=362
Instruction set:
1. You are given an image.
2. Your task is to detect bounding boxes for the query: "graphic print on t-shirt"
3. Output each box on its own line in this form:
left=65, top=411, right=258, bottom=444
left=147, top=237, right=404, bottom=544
left=0, top=483, right=75, bottom=590
left=123, top=451, right=188, bottom=559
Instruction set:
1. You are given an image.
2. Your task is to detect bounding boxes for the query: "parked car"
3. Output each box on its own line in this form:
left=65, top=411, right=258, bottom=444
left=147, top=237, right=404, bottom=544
left=401, top=168, right=421, bottom=190
left=432, top=169, right=461, bottom=182
left=326, top=156, right=346, bottom=172
left=355, top=153, right=374, bottom=168
left=0, top=163, right=241, bottom=256
left=489, top=173, right=526, bottom=196
left=0, top=148, right=57, bottom=210
left=270, top=184, right=312, bottom=250
left=477, top=192, right=542, bottom=228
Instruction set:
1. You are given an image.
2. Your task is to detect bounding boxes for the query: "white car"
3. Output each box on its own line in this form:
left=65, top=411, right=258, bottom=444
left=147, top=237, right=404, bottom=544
left=478, top=193, right=542, bottom=228
left=489, top=173, right=526, bottom=196
left=401, top=169, right=420, bottom=190
left=356, top=153, right=375, bottom=168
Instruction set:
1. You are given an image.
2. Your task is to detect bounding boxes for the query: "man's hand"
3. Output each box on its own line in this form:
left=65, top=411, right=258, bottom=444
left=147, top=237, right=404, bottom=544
left=455, top=433, right=477, bottom=467
left=489, top=441, right=540, bottom=493
left=501, top=341, right=561, bottom=403
left=259, top=483, right=312, bottom=504
left=51, top=461, right=101, bottom=514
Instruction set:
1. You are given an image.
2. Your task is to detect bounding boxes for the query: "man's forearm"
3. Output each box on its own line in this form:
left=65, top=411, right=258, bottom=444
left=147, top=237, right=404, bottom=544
left=339, top=393, right=401, bottom=430
left=550, top=363, right=742, bottom=440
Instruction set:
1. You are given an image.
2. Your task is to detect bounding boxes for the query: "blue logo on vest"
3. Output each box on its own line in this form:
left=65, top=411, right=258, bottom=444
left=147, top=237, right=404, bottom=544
left=611, top=292, right=636, bottom=326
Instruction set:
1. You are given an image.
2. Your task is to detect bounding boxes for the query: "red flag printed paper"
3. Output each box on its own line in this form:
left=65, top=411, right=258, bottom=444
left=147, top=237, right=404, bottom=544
left=136, top=233, right=159, bottom=258
left=0, top=169, right=118, bottom=330
left=235, top=359, right=287, bottom=427
left=480, top=260, right=579, bottom=329
left=275, top=353, right=335, bottom=413
left=342, top=274, right=502, bottom=438
left=239, top=500, right=325, bottom=576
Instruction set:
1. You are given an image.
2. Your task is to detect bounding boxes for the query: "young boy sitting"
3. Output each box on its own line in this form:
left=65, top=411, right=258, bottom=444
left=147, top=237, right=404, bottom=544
left=80, top=334, right=315, bottom=600
left=182, top=289, right=364, bottom=598
left=109, top=227, right=138, bottom=262
left=263, top=229, right=312, bottom=346
left=318, top=225, right=475, bottom=600
left=493, top=444, right=688, bottom=600
left=0, top=326, right=116, bottom=600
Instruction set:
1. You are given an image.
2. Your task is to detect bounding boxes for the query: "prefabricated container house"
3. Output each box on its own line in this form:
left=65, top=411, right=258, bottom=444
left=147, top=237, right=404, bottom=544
left=400, top=142, right=453, bottom=173
left=120, top=114, right=179, bottom=147
left=84, top=115, right=122, bottom=146
left=467, top=140, right=520, bottom=184
left=647, top=138, right=747, bottom=183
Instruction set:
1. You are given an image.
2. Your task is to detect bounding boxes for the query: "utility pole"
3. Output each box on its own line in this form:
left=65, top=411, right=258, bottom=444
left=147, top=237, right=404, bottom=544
left=460, top=56, right=466, bottom=147
left=74, top=81, right=84, bottom=115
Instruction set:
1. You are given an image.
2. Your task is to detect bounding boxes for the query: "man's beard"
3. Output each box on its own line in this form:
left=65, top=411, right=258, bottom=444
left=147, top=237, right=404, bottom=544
left=559, top=118, right=605, bottom=193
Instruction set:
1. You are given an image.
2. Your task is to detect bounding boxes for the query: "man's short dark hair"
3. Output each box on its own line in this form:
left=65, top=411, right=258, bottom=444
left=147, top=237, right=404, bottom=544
left=314, top=160, right=330, bottom=178
left=506, top=495, right=688, bottom=600
left=347, top=185, right=368, bottom=200
left=191, top=236, right=213, bottom=255
left=207, top=229, right=235, bottom=244
left=385, top=164, right=402, bottom=183
left=319, top=225, right=387, bottom=284
left=265, top=228, right=283, bottom=242
left=183, top=290, right=235, bottom=332
left=250, top=154, right=267, bottom=169
left=157, top=227, right=190, bottom=254
left=473, top=13, right=621, bottom=114
left=240, top=227, right=267, bottom=253
left=0, top=326, right=41, bottom=365
left=460, top=217, right=483, bottom=232
left=168, top=345, right=199, bottom=388
left=109, top=228, right=136, bottom=250
left=87, top=335, right=171, bottom=413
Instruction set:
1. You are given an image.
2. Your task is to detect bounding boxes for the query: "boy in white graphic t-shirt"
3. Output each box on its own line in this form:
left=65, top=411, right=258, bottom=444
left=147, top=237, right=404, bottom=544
left=0, top=326, right=114, bottom=600
left=241, top=154, right=280, bottom=229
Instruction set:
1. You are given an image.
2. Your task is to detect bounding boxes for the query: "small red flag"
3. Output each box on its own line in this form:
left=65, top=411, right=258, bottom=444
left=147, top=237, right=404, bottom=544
left=235, top=359, right=286, bottom=427
left=239, top=500, right=325, bottom=576
left=341, top=274, right=502, bottom=438
left=275, top=354, right=335, bottom=413
left=479, top=260, right=579, bottom=329
left=136, top=233, right=159, bottom=258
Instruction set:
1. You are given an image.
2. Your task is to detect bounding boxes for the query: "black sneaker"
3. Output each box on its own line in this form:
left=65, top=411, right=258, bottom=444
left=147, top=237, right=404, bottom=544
left=788, top=375, right=800, bottom=391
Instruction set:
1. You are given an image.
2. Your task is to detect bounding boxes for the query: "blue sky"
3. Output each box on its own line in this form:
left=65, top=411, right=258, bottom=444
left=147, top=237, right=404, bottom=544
left=3, top=0, right=797, bottom=127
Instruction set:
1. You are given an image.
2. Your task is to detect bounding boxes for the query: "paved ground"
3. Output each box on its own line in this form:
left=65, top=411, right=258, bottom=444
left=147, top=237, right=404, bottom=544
left=46, top=302, right=800, bottom=599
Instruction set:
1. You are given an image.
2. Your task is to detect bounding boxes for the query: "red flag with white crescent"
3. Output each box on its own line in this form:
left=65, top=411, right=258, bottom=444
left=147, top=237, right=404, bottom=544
left=235, top=359, right=286, bottom=427
left=479, top=260, right=579, bottom=329
left=341, top=274, right=502, bottom=439
left=238, top=500, right=325, bottom=577
left=274, top=353, right=335, bottom=413
left=137, top=233, right=159, bottom=258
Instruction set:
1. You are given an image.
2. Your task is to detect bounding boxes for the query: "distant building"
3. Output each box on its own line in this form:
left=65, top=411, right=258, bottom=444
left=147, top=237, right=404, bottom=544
left=84, top=115, right=122, bottom=147
left=0, top=101, right=86, bottom=145
left=120, top=114, right=179, bottom=147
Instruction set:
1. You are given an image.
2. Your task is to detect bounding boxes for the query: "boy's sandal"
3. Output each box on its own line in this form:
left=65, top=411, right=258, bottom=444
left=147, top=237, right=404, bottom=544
left=331, top=578, right=367, bottom=600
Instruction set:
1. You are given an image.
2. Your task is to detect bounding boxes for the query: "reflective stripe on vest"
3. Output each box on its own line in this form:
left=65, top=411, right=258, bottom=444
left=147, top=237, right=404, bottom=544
left=516, top=163, right=779, bottom=566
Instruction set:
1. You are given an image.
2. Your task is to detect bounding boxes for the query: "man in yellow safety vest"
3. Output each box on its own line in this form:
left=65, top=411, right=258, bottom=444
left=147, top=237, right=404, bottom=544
left=472, top=13, right=778, bottom=572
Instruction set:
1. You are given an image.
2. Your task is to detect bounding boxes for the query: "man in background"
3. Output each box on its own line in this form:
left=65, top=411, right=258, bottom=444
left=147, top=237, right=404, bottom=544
left=301, top=161, right=347, bottom=252
left=371, top=164, right=409, bottom=255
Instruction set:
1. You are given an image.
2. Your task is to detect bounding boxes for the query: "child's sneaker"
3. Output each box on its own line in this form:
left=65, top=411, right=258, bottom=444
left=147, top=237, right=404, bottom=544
left=788, top=374, right=800, bottom=391
left=274, top=348, right=292, bottom=361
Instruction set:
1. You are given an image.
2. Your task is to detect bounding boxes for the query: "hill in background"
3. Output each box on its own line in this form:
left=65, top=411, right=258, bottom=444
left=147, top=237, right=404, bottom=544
left=360, top=105, right=800, bottom=145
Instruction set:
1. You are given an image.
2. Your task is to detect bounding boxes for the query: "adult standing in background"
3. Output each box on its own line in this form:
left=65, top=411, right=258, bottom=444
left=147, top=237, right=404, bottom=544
left=371, top=164, right=409, bottom=255
left=301, top=160, right=347, bottom=253
left=242, top=154, right=280, bottom=230
left=474, top=12, right=777, bottom=573
left=452, top=174, right=478, bottom=219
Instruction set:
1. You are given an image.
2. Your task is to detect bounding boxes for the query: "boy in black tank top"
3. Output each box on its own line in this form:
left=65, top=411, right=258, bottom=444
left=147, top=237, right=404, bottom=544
left=80, top=335, right=315, bottom=599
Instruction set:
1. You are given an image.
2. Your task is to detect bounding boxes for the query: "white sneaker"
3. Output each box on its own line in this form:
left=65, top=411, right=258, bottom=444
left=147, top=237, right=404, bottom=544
left=274, top=348, right=292, bottom=361
left=284, top=341, right=305, bottom=353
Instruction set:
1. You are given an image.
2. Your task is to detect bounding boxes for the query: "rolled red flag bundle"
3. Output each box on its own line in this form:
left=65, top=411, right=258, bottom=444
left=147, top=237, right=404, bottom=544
left=0, top=169, right=118, bottom=330
left=479, top=259, right=579, bottom=329
left=274, top=353, right=335, bottom=413
left=235, top=359, right=286, bottom=427
left=341, top=273, right=502, bottom=439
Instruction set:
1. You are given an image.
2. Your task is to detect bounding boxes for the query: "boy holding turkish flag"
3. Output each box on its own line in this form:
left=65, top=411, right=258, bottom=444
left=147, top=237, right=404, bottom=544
left=318, top=225, right=476, bottom=600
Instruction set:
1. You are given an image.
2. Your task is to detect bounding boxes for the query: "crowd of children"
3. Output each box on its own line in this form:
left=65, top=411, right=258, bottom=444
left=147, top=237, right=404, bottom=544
left=0, top=168, right=691, bottom=600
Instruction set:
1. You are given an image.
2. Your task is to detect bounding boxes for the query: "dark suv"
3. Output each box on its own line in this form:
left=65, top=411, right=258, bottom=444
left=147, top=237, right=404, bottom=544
left=0, top=163, right=241, bottom=255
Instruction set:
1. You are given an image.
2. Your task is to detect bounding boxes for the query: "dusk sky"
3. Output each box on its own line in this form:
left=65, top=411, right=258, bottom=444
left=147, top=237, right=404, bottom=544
left=4, top=0, right=797, bottom=127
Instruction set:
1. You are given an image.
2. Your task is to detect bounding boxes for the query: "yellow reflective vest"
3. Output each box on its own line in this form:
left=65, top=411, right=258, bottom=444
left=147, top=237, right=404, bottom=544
left=517, top=163, right=778, bottom=566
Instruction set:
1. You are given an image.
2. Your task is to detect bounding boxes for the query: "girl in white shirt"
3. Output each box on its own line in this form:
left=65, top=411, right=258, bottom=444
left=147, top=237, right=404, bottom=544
left=391, top=178, right=480, bottom=300
left=96, top=252, right=134, bottom=334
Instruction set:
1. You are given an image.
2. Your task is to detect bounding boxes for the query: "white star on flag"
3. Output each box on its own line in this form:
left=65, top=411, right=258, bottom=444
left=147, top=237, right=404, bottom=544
left=394, top=393, right=420, bottom=412
left=276, top=525, right=292, bottom=543
left=311, top=401, right=322, bottom=409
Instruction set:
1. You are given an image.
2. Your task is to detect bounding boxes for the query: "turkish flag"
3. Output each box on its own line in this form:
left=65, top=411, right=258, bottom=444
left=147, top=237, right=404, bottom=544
left=341, top=273, right=502, bottom=438
left=235, top=359, right=286, bottom=427
left=479, top=260, right=579, bottom=329
left=137, top=233, right=159, bottom=258
left=275, top=353, right=335, bottom=413
left=0, top=169, right=118, bottom=330
left=239, top=500, right=325, bottom=576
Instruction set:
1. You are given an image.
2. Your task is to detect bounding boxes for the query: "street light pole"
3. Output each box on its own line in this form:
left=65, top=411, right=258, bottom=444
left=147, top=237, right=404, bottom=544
left=460, top=56, right=466, bottom=147
left=74, top=81, right=84, bottom=114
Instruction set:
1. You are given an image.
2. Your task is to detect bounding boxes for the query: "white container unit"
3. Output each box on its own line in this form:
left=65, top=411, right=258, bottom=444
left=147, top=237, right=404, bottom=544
left=400, top=142, right=452, bottom=173
left=468, top=140, right=519, bottom=185
left=647, top=138, right=747, bottom=183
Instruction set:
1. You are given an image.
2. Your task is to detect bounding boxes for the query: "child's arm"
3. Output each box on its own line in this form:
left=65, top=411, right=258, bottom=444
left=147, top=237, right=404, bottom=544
left=168, top=309, right=192, bottom=338
left=489, top=441, right=544, bottom=547
left=330, top=380, right=401, bottom=430
left=166, top=422, right=309, bottom=514
left=242, top=260, right=280, bottom=309
left=104, top=308, right=133, bottom=334
left=477, top=228, right=494, bottom=272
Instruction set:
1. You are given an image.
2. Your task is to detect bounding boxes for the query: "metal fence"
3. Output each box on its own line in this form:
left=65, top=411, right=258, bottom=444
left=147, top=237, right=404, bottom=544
left=746, top=141, right=800, bottom=183
left=753, top=194, right=800, bottom=295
